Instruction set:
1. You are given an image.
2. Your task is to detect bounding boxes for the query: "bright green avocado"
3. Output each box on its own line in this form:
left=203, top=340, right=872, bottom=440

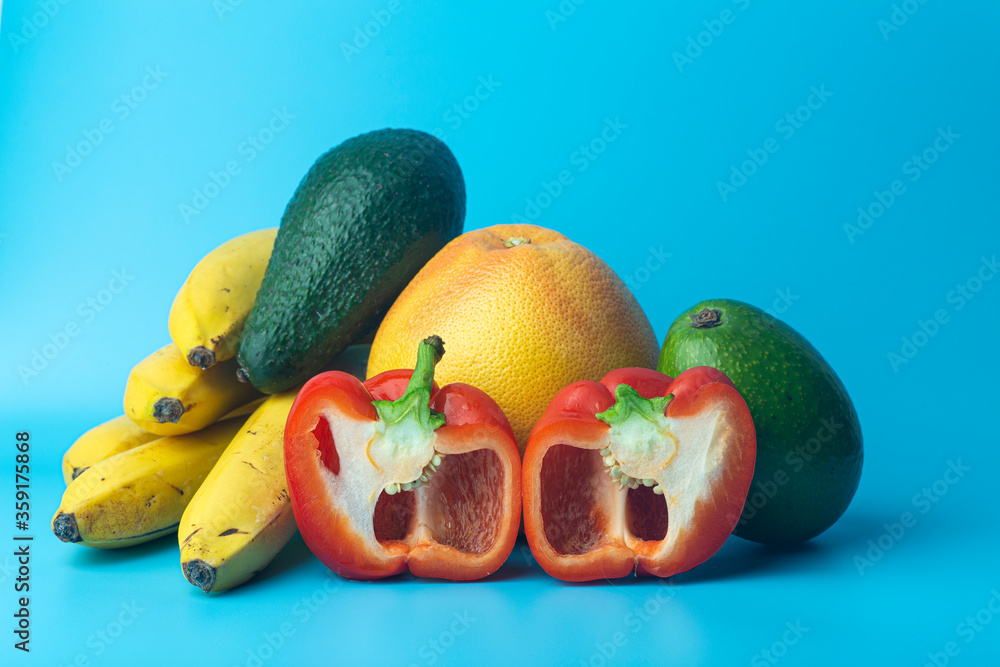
left=657, top=299, right=862, bottom=544
left=237, top=129, right=465, bottom=393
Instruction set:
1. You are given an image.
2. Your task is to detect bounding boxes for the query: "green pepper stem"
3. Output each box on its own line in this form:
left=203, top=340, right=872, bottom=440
left=595, top=384, right=672, bottom=428
left=404, top=336, right=444, bottom=396
left=372, top=336, right=446, bottom=431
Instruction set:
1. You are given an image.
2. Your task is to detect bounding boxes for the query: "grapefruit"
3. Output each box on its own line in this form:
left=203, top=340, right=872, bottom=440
left=367, top=224, right=659, bottom=452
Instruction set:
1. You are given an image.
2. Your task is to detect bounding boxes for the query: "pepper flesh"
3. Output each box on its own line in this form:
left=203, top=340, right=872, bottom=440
left=522, top=366, right=756, bottom=582
left=284, top=338, right=521, bottom=581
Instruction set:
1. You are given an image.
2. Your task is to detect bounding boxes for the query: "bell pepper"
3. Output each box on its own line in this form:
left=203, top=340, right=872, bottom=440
left=522, top=366, right=756, bottom=582
left=284, top=336, right=521, bottom=581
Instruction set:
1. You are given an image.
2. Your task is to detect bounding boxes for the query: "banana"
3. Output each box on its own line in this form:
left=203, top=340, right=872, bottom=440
left=62, top=400, right=267, bottom=485
left=177, top=344, right=370, bottom=592
left=61, top=415, right=160, bottom=484
left=124, top=343, right=261, bottom=436
left=179, top=392, right=297, bottom=593
left=52, top=417, right=245, bottom=548
left=169, top=228, right=277, bottom=369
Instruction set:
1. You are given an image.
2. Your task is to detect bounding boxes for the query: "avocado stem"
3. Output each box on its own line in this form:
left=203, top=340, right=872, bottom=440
left=689, top=307, right=723, bottom=329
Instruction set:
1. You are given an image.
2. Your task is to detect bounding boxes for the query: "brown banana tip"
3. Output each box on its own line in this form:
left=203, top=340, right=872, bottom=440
left=187, top=346, right=216, bottom=370
left=183, top=559, right=216, bottom=593
left=53, top=512, right=81, bottom=543
left=236, top=367, right=250, bottom=384
left=152, top=397, right=185, bottom=424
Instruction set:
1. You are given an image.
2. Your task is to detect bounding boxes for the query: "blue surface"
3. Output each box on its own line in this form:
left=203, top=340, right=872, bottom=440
left=2, top=1, right=999, bottom=665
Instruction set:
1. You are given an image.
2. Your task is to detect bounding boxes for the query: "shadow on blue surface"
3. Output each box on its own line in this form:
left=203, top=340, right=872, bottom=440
left=64, top=531, right=177, bottom=569
left=253, top=508, right=894, bottom=589
left=236, top=531, right=316, bottom=592
left=675, top=539, right=824, bottom=585
left=675, top=510, right=890, bottom=585
left=52, top=507, right=888, bottom=594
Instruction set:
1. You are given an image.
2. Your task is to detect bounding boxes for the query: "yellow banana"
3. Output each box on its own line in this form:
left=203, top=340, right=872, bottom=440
left=177, top=344, right=369, bottom=592
left=179, top=392, right=297, bottom=592
left=124, top=343, right=261, bottom=436
left=169, top=228, right=277, bottom=369
left=61, top=415, right=160, bottom=484
left=52, top=417, right=245, bottom=549
left=62, top=400, right=266, bottom=485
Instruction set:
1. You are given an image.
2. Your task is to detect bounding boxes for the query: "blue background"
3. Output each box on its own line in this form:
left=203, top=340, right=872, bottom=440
left=2, top=1, right=998, bottom=665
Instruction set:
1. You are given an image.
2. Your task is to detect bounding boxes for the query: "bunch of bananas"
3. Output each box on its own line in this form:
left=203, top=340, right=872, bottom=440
left=52, top=229, right=365, bottom=593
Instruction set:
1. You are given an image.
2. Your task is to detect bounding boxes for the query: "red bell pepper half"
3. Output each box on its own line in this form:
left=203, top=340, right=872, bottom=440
left=284, top=336, right=521, bottom=581
left=523, top=366, right=756, bottom=582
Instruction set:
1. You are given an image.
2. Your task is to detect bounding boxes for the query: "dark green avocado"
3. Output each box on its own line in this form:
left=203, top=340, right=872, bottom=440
left=237, top=129, right=465, bottom=393
left=657, top=299, right=863, bottom=544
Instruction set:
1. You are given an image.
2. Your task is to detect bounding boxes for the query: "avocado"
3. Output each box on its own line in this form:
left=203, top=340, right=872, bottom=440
left=237, top=129, right=465, bottom=393
left=656, top=299, right=862, bottom=544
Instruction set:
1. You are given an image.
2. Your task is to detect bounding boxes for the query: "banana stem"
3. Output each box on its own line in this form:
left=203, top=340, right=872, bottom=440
left=187, top=346, right=216, bottom=370
left=53, top=512, right=81, bottom=543
left=183, top=559, right=217, bottom=592
left=153, top=398, right=185, bottom=424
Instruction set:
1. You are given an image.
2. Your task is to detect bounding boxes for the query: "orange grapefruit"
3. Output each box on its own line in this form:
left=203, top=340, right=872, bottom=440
left=367, top=224, right=659, bottom=452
